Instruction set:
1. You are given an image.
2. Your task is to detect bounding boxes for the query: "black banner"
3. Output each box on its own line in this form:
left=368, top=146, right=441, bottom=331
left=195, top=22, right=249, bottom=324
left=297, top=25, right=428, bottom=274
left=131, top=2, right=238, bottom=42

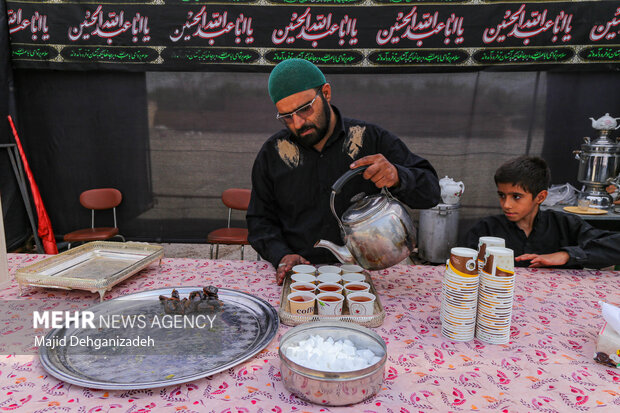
left=5, top=1, right=620, bottom=72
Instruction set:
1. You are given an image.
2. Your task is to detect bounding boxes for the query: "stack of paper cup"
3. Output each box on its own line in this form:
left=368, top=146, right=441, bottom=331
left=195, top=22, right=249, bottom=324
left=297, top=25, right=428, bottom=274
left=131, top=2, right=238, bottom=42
left=476, top=236, right=505, bottom=271
left=476, top=246, right=515, bottom=344
left=441, top=247, right=480, bottom=341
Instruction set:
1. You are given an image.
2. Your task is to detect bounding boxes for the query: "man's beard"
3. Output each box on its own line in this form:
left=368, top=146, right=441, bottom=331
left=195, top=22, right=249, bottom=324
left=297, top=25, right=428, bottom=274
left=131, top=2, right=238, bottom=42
left=291, top=96, right=331, bottom=148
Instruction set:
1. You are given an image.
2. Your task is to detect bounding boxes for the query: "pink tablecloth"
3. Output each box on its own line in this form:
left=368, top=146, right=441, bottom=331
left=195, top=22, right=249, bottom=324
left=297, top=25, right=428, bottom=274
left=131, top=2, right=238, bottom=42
left=2, top=253, right=619, bottom=412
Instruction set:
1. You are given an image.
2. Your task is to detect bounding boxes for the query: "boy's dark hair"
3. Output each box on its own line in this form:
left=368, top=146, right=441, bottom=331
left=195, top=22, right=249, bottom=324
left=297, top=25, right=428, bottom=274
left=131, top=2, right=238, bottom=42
left=494, top=156, right=551, bottom=196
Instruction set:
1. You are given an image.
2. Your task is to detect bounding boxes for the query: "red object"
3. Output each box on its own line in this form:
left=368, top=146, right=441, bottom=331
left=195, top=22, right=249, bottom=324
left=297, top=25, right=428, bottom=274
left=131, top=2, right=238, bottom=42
left=7, top=115, right=58, bottom=254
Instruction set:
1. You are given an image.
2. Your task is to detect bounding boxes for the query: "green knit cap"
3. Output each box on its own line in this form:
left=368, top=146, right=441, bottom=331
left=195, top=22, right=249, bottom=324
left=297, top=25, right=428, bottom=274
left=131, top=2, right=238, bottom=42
left=268, top=59, right=326, bottom=104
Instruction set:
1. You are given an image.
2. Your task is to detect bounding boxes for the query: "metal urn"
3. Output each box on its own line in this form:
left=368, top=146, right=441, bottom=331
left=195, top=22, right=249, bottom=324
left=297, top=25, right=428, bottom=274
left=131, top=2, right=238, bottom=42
left=573, top=113, right=620, bottom=209
left=417, top=176, right=463, bottom=263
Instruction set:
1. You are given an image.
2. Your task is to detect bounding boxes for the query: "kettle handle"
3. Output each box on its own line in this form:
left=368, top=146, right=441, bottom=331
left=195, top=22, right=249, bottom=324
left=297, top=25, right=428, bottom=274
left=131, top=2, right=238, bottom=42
left=330, top=165, right=369, bottom=230
left=331, top=165, right=369, bottom=193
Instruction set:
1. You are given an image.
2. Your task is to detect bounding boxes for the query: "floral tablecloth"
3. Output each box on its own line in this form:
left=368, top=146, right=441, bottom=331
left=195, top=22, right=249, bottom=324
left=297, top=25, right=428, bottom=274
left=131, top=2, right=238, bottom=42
left=1, top=253, right=619, bottom=412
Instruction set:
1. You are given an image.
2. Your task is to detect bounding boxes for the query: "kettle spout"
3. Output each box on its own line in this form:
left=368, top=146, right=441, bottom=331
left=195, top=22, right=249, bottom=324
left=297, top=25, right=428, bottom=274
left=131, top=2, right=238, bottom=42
left=314, top=240, right=355, bottom=264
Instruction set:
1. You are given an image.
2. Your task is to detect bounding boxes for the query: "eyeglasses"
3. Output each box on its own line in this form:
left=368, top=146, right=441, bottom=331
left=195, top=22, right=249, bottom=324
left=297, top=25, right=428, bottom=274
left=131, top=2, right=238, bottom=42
left=276, top=91, right=320, bottom=124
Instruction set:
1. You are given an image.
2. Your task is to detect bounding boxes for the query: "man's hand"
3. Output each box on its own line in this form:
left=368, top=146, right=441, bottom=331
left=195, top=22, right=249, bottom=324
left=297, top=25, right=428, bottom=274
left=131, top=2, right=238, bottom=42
left=276, top=254, right=310, bottom=285
left=350, top=154, right=399, bottom=189
left=515, top=251, right=570, bottom=268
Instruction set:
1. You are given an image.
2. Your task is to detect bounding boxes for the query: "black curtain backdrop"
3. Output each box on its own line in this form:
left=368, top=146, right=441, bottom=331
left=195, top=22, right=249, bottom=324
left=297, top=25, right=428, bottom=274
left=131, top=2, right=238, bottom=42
left=2, top=0, right=620, bottom=249
left=543, top=72, right=620, bottom=188
left=6, top=69, right=620, bottom=246
left=142, top=70, right=550, bottom=245
left=12, top=70, right=153, bottom=241
left=1, top=0, right=29, bottom=250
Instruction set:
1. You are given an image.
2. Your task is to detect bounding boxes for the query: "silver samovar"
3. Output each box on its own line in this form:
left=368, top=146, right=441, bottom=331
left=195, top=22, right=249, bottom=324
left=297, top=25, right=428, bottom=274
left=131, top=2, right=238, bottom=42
left=573, top=113, right=620, bottom=209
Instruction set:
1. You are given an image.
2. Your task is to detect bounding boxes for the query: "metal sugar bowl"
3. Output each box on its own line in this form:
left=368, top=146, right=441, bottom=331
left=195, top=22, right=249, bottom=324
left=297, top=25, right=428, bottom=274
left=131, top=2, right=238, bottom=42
left=279, top=321, right=387, bottom=406
left=573, top=113, right=620, bottom=209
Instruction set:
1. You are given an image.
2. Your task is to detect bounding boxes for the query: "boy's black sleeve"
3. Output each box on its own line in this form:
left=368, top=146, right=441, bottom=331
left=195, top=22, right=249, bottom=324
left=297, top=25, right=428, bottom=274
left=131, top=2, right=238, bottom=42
left=463, top=217, right=499, bottom=250
left=464, top=222, right=486, bottom=250
left=560, top=214, right=620, bottom=269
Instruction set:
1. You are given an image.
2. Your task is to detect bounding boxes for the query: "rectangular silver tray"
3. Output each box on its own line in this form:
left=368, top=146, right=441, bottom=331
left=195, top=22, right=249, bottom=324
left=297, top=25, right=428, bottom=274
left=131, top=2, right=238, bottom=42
left=15, top=241, right=164, bottom=301
left=278, top=271, right=385, bottom=328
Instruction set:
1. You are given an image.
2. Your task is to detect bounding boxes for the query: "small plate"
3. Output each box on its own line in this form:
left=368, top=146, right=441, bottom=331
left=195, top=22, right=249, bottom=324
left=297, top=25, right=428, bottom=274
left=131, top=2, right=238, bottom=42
left=563, top=206, right=608, bottom=215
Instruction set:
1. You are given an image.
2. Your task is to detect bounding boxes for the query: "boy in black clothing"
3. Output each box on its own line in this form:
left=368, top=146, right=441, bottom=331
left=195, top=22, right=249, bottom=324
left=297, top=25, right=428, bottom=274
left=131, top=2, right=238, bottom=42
left=464, top=156, right=620, bottom=269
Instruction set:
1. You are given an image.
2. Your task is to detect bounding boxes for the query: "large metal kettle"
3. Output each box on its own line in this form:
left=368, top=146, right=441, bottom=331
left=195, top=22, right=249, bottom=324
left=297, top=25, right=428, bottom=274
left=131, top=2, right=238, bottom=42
left=314, top=166, right=416, bottom=270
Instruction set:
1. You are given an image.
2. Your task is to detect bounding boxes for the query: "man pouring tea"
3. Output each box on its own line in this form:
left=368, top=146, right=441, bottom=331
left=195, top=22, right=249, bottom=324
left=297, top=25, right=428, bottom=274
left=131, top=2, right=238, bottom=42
left=246, top=58, right=441, bottom=284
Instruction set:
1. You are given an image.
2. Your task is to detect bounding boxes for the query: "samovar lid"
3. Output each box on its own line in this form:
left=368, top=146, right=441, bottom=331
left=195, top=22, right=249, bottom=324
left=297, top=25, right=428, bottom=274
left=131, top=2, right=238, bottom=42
left=581, top=136, right=620, bottom=153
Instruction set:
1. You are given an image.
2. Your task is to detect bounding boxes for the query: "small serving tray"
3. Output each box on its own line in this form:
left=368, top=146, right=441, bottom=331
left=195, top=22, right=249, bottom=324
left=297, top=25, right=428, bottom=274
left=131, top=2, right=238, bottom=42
left=278, top=271, right=385, bottom=328
left=15, top=241, right=164, bottom=301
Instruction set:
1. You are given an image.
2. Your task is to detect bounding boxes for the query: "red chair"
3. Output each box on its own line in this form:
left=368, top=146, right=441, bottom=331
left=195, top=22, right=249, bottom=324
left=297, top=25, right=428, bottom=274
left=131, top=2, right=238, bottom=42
left=64, top=188, right=125, bottom=249
left=207, top=188, right=251, bottom=259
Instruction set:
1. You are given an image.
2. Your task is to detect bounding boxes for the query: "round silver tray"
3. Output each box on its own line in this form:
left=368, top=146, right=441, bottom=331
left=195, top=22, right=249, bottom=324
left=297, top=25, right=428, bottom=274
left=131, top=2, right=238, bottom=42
left=39, top=287, right=279, bottom=389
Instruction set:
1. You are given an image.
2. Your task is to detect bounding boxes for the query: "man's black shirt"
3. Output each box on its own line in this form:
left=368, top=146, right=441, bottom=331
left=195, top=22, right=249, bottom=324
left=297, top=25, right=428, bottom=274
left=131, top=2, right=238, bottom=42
left=247, top=106, right=441, bottom=268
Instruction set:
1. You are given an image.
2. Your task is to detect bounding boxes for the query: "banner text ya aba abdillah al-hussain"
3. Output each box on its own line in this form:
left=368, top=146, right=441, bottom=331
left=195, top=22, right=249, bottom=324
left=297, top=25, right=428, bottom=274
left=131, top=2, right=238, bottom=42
left=6, top=0, right=620, bottom=72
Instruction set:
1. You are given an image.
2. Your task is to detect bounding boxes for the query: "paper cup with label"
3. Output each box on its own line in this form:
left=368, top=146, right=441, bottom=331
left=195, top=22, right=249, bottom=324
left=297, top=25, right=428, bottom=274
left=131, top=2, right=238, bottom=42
left=291, top=273, right=317, bottom=284
left=317, top=265, right=342, bottom=275
left=346, top=292, right=376, bottom=316
left=344, top=281, right=370, bottom=296
left=482, top=246, right=515, bottom=277
left=448, top=247, right=478, bottom=277
left=316, top=292, right=344, bottom=315
left=342, top=272, right=366, bottom=284
left=317, top=272, right=342, bottom=284
left=288, top=291, right=316, bottom=315
left=340, top=264, right=364, bottom=273
left=317, top=282, right=344, bottom=295
left=290, top=282, right=316, bottom=293
left=477, top=236, right=505, bottom=270
left=292, top=264, right=316, bottom=275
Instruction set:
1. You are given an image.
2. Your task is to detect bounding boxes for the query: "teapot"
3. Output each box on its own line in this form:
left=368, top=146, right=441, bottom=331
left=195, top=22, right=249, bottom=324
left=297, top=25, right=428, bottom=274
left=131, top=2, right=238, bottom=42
left=590, top=113, right=620, bottom=131
left=439, top=176, right=465, bottom=205
left=314, top=166, right=416, bottom=270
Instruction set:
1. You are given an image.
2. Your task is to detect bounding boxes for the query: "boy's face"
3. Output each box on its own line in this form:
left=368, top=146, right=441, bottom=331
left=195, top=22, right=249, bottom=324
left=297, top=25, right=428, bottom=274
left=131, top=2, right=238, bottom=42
left=496, top=182, right=547, bottom=224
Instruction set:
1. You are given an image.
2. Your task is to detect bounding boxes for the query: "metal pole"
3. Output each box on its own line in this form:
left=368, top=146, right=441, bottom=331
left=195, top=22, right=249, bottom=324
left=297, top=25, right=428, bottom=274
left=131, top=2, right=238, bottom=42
left=1, top=143, right=44, bottom=253
left=525, top=71, right=541, bottom=156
